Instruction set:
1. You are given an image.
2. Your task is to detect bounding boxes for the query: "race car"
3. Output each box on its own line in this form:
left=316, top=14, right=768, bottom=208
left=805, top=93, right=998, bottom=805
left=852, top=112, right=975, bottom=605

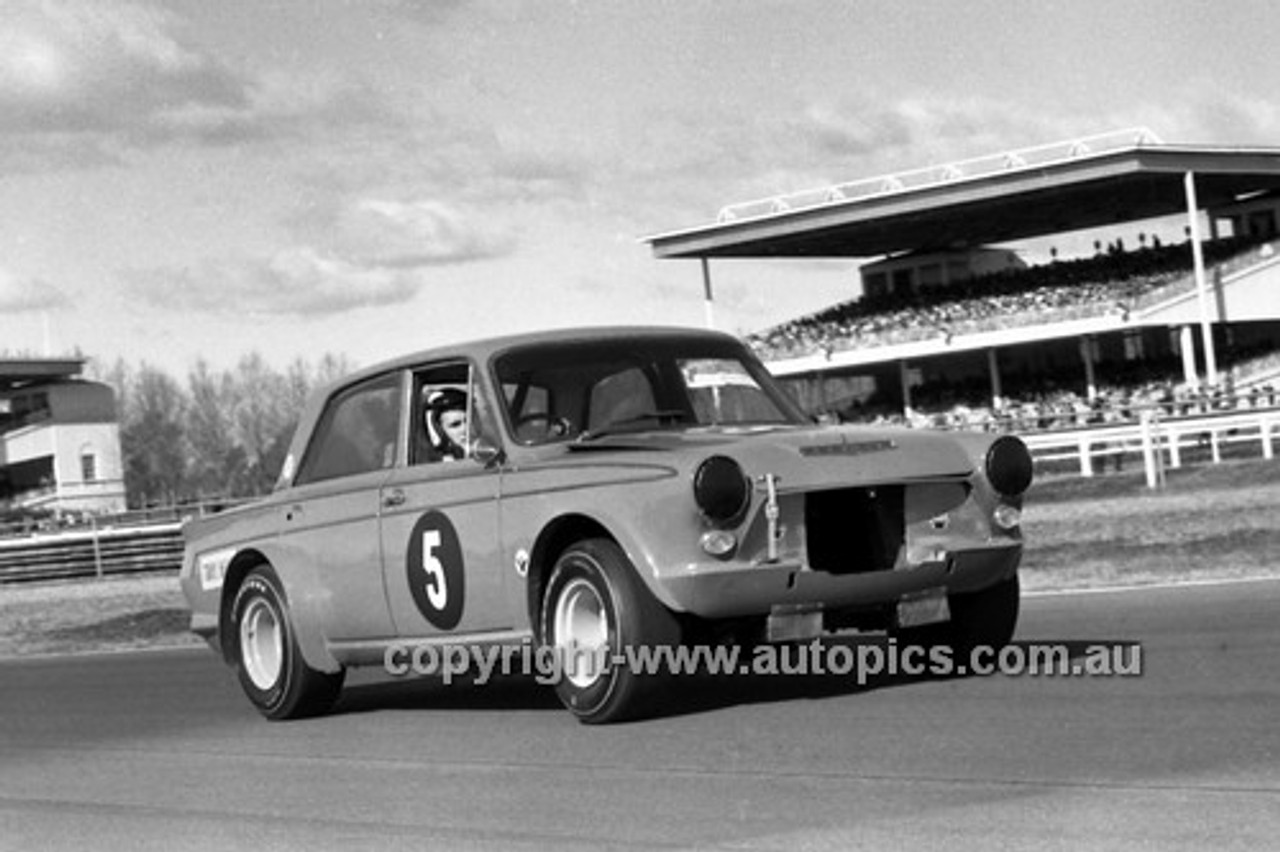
left=180, top=326, right=1032, bottom=723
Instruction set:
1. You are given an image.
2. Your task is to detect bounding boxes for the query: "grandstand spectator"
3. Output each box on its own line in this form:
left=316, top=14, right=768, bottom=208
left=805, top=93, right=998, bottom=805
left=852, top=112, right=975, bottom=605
left=747, top=234, right=1266, bottom=362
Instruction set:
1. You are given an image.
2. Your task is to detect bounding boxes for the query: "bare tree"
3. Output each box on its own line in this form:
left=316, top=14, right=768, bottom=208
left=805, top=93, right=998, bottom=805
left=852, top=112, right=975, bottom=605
left=120, top=364, right=189, bottom=508
left=186, top=360, right=248, bottom=499
left=95, top=352, right=356, bottom=507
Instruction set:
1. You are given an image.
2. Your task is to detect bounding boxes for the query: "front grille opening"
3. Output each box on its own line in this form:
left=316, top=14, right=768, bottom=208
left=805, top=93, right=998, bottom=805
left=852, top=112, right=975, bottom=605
left=805, top=485, right=905, bottom=575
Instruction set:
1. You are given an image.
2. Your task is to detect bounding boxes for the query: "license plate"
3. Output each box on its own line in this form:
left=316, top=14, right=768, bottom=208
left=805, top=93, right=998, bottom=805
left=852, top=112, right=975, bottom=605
left=766, top=606, right=824, bottom=642
left=896, top=588, right=950, bottom=628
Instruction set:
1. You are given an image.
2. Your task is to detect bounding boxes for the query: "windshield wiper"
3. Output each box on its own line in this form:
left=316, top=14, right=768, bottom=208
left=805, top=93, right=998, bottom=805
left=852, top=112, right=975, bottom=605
left=577, top=410, right=689, bottom=442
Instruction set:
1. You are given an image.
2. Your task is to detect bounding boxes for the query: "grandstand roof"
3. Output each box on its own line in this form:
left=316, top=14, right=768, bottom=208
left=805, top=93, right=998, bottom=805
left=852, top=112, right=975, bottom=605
left=0, top=359, right=84, bottom=392
left=645, top=130, right=1280, bottom=260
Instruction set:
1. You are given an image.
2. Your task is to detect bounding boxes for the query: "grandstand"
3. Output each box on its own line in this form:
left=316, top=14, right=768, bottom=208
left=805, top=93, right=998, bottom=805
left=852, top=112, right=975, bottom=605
left=644, top=129, right=1280, bottom=431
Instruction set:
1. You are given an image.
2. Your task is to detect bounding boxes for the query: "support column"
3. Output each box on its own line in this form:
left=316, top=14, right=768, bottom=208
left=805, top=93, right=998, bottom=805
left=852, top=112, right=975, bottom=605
left=986, top=348, right=1003, bottom=409
left=1184, top=172, right=1218, bottom=386
left=700, top=257, right=715, bottom=330
left=899, top=360, right=914, bottom=420
left=1180, top=325, right=1198, bottom=389
left=1079, top=336, right=1098, bottom=401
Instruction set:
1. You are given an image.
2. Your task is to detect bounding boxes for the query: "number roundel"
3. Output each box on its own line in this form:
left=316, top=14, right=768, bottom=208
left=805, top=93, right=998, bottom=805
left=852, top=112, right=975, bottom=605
left=406, top=511, right=465, bottom=630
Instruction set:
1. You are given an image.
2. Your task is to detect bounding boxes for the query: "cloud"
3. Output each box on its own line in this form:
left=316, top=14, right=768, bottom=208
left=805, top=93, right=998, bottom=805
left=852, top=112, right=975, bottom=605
left=126, top=197, right=513, bottom=316
left=625, top=93, right=1079, bottom=230
left=0, top=1, right=246, bottom=134
left=135, top=70, right=396, bottom=147
left=1131, top=92, right=1280, bottom=146
left=0, top=267, right=69, bottom=312
left=127, top=249, right=422, bottom=317
left=332, top=199, right=515, bottom=268
left=0, top=1, right=393, bottom=161
left=784, top=94, right=1063, bottom=176
left=377, top=0, right=471, bottom=25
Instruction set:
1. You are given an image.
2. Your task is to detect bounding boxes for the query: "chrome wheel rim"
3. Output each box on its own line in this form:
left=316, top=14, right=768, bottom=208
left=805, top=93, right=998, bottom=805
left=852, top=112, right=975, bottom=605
left=553, top=576, right=610, bottom=689
left=240, top=597, right=284, bottom=691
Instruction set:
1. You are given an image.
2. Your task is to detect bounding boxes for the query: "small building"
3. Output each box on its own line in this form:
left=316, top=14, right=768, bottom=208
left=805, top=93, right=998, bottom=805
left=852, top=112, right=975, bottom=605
left=0, top=359, right=126, bottom=517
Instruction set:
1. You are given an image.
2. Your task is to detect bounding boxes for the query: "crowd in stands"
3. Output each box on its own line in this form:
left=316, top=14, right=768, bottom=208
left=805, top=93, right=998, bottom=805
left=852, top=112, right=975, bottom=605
left=748, top=235, right=1267, bottom=362
left=823, top=364, right=1279, bottom=435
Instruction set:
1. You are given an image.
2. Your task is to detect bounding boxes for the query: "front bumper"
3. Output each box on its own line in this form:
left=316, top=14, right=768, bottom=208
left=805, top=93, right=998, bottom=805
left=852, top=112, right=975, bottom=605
left=657, top=541, right=1022, bottom=620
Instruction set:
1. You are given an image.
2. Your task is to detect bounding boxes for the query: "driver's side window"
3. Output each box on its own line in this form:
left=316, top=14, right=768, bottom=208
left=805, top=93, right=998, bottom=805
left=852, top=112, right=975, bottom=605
left=412, top=362, right=496, bottom=465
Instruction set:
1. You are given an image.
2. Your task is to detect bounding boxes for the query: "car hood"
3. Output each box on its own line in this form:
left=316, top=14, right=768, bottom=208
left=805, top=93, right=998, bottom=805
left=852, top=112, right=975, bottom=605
left=564, top=424, right=977, bottom=487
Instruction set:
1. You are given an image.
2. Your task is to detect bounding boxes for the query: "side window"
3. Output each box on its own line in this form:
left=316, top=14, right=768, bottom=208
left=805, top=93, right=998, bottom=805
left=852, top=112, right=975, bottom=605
left=413, top=362, right=495, bottom=465
left=295, top=373, right=401, bottom=485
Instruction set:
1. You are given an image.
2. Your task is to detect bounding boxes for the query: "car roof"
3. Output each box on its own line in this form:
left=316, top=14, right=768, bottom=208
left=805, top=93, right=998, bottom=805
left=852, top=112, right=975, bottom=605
left=337, top=325, right=744, bottom=388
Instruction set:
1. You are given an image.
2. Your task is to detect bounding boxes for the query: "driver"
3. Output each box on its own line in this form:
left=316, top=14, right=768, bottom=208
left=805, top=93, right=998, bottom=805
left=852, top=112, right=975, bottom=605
left=423, top=388, right=473, bottom=461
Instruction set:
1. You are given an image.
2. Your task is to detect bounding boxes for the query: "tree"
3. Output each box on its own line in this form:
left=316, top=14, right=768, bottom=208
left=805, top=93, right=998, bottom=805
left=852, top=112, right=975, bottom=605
left=121, top=364, right=189, bottom=507
left=186, top=360, right=249, bottom=499
left=94, top=351, right=356, bottom=507
left=229, top=353, right=295, bottom=494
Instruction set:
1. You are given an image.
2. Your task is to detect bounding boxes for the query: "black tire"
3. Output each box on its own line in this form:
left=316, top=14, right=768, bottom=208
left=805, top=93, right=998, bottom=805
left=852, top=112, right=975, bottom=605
left=230, top=564, right=344, bottom=720
left=948, top=575, right=1020, bottom=653
left=539, top=538, right=680, bottom=724
left=893, top=575, right=1020, bottom=664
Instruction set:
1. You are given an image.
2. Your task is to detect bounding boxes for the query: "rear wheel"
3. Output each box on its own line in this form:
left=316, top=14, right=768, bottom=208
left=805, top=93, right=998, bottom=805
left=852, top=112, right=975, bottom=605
left=230, top=565, right=344, bottom=720
left=539, top=538, right=680, bottom=724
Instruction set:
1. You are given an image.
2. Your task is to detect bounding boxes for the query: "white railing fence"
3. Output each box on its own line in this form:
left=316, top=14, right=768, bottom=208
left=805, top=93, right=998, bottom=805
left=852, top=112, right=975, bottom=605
left=1021, top=407, right=1280, bottom=488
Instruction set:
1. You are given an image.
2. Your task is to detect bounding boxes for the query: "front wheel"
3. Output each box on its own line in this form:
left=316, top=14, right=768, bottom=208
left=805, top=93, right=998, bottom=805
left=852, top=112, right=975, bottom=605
left=539, top=539, right=680, bottom=724
left=948, top=575, right=1020, bottom=652
left=230, top=565, right=344, bottom=720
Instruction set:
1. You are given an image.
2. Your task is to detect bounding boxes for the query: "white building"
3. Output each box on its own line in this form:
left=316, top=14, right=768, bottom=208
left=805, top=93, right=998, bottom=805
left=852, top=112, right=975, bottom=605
left=1, top=359, right=126, bottom=516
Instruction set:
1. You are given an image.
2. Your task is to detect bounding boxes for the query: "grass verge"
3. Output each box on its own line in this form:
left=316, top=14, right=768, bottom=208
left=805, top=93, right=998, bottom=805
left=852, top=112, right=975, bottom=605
left=0, top=574, right=202, bottom=659
left=1019, top=459, right=1280, bottom=590
left=1, top=459, right=1278, bottom=658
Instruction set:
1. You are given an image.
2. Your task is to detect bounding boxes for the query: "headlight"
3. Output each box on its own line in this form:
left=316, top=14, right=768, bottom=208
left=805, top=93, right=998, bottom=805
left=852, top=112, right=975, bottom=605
left=985, top=435, right=1034, bottom=496
left=693, top=455, right=750, bottom=526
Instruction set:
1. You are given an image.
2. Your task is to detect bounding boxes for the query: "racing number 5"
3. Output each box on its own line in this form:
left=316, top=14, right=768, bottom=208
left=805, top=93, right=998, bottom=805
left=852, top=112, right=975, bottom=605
left=421, top=529, right=448, bottom=611
left=406, top=510, right=465, bottom=630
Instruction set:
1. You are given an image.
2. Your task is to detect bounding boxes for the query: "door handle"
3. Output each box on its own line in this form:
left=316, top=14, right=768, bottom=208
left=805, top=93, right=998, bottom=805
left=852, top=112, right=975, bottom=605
left=382, top=488, right=406, bottom=508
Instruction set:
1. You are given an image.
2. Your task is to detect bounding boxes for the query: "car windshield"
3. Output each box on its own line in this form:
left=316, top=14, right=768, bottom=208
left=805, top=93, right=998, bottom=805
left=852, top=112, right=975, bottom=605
left=494, top=336, right=805, bottom=445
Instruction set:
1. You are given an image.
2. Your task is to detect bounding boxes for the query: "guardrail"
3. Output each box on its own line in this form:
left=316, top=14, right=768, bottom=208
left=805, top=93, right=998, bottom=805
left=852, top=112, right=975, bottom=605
left=1022, top=407, right=1280, bottom=487
left=0, top=520, right=184, bottom=585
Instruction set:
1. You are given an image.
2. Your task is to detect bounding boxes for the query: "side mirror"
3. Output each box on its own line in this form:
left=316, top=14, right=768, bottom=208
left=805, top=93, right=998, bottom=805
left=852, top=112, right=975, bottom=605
left=471, top=437, right=504, bottom=468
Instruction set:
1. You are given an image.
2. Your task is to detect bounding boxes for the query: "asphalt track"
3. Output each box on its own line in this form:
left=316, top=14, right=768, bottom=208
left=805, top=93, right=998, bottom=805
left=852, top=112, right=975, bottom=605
left=1, top=579, right=1277, bottom=851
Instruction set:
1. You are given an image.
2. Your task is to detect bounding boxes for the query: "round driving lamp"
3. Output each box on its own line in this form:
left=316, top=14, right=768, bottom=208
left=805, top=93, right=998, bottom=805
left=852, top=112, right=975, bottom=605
left=992, top=504, right=1022, bottom=530
left=693, top=455, right=750, bottom=526
left=985, top=435, right=1034, bottom=497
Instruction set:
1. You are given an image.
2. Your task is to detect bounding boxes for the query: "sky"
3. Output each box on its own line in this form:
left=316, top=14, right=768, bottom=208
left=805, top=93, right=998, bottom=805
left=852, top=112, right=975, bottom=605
left=4, top=0, right=1280, bottom=373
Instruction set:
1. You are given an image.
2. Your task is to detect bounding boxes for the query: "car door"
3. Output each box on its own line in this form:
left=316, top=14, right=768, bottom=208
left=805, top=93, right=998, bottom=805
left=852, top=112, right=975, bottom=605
left=279, top=370, right=401, bottom=641
left=378, top=361, right=518, bottom=639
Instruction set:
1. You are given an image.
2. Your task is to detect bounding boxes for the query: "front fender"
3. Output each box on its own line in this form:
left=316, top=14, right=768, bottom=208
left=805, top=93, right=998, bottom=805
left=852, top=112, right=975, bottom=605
left=519, top=478, right=709, bottom=616
left=218, top=540, right=343, bottom=675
